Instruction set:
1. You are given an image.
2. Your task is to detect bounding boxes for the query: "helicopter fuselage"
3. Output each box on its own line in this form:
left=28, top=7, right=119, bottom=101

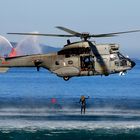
left=0, top=41, right=135, bottom=80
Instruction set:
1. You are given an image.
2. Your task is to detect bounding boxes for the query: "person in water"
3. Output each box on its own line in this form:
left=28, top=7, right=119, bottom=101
left=79, top=95, right=89, bottom=114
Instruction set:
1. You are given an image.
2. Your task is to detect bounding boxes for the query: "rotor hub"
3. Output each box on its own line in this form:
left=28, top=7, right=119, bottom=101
left=81, top=32, right=90, bottom=40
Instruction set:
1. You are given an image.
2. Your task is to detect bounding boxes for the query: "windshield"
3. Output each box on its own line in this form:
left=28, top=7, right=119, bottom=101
left=117, top=52, right=126, bottom=59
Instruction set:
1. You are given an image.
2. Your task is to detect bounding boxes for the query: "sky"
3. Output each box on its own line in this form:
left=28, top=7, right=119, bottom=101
left=0, top=0, right=140, bottom=58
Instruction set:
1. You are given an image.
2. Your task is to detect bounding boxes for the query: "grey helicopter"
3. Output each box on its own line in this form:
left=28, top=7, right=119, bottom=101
left=0, top=26, right=138, bottom=81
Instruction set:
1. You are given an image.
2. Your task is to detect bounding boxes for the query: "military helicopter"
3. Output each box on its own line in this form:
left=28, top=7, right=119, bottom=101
left=0, top=26, right=138, bottom=81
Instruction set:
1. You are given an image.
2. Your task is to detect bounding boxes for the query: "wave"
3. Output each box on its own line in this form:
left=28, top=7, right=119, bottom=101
left=0, top=107, right=139, bottom=130
left=0, top=97, right=139, bottom=140
left=0, top=108, right=139, bottom=139
left=0, top=119, right=140, bottom=130
left=0, top=128, right=140, bottom=140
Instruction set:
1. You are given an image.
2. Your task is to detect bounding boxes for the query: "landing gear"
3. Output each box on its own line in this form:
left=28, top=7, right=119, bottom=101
left=63, top=76, right=70, bottom=81
left=104, top=73, right=109, bottom=76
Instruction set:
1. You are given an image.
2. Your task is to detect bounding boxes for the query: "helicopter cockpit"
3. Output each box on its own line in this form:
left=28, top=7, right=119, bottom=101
left=109, top=44, right=128, bottom=67
left=117, top=52, right=127, bottom=66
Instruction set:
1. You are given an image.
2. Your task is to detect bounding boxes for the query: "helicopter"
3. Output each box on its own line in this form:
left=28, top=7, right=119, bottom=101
left=0, top=26, right=138, bottom=81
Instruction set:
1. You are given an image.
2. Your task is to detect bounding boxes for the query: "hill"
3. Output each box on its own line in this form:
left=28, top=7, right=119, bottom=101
left=10, top=42, right=60, bottom=54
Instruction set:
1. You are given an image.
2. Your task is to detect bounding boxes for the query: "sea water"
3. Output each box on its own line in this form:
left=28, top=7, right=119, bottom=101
left=0, top=60, right=139, bottom=139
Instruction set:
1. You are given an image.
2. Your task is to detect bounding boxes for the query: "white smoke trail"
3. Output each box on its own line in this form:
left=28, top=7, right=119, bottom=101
left=15, top=34, right=43, bottom=56
left=0, top=35, right=13, bottom=57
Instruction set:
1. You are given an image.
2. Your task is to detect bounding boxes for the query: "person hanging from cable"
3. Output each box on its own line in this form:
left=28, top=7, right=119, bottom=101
left=79, top=95, right=90, bottom=114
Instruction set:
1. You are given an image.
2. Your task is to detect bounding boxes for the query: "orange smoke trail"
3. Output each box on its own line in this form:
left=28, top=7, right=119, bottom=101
left=9, top=48, right=17, bottom=57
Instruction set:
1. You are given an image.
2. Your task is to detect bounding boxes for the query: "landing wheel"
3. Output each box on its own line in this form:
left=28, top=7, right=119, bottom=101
left=63, top=76, right=70, bottom=81
left=104, top=73, right=109, bottom=76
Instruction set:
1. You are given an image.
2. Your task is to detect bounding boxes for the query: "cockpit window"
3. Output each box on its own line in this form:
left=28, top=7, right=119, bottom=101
left=117, top=52, right=127, bottom=66
left=117, top=52, right=125, bottom=59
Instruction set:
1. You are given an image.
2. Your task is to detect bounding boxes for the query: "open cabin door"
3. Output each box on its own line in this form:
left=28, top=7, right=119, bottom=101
left=80, top=55, right=95, bottom=73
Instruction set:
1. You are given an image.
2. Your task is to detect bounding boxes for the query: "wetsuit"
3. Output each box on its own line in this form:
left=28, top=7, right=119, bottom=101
left=79, top=96, right=89, bottom=114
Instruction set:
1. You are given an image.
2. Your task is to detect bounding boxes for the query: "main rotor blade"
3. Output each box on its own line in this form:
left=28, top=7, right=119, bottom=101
left=8, top=29, right=140, bottom=39
left=7, top=32, right=75, bottom=37
left=56, top=26, right=81, bottom=36
left=90, top=30, right=140, bottom=38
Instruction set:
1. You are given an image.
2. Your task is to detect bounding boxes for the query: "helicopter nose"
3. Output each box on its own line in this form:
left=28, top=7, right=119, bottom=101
left=131, top=60, right=136, bottom=68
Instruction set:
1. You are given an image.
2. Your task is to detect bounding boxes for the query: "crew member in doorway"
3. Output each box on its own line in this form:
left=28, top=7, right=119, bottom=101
left=79, top=95, right=89, bottom=114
